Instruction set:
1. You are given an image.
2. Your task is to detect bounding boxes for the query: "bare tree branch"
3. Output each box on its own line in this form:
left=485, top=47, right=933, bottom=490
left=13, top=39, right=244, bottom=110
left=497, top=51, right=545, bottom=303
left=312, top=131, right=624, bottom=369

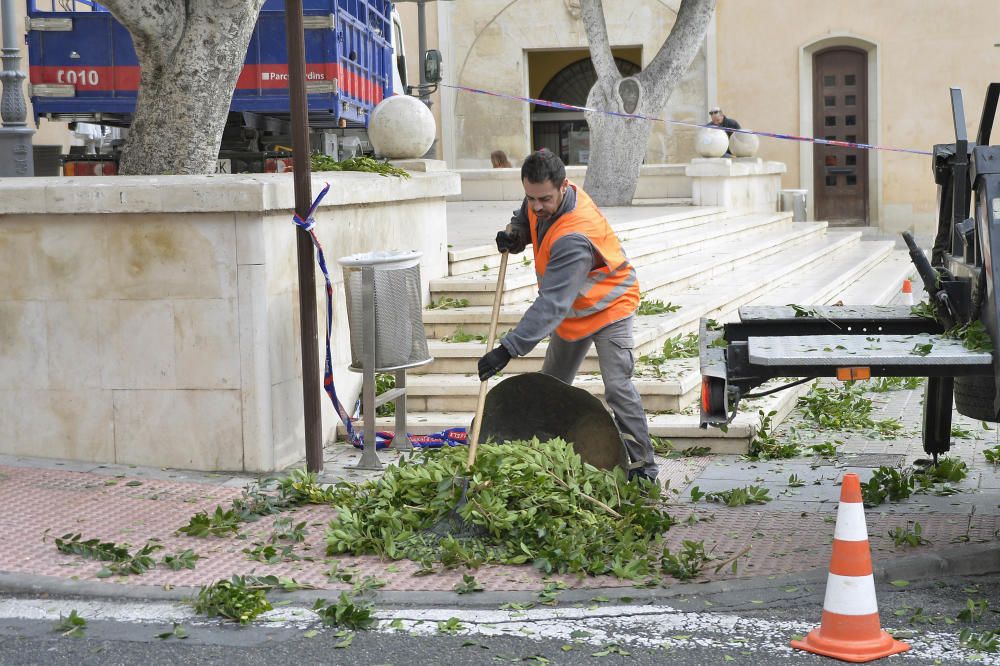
left=638, top=0, right=715, bottom=92
left=580, top=0, right=618, bottom=82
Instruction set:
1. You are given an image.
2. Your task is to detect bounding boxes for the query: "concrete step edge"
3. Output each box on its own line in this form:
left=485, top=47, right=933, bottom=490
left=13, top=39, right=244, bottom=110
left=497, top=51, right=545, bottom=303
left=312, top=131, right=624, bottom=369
left=432, top=219, right=827, bottom=296
left=445, top=206, right=733, bottom=264
left=444, top=210, right=792, bottom=278
left=423, top=232, right=866, bottom=359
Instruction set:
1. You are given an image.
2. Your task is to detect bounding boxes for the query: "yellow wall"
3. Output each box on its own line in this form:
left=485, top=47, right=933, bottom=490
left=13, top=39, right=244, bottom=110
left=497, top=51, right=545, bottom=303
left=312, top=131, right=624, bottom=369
left=527, top=47, right=642, bottom=98
left=716, top=0, right=1000, bottom=232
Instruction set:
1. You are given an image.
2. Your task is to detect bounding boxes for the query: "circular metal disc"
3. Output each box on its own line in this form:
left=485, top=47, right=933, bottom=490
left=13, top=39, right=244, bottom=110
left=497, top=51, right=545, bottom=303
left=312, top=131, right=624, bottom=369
left=476, top=372, right=629, bottom=471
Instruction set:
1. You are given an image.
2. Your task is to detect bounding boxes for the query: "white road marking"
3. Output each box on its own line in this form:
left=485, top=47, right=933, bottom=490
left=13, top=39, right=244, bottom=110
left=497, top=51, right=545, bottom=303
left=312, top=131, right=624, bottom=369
left=0, top=598, right=995, bottom=663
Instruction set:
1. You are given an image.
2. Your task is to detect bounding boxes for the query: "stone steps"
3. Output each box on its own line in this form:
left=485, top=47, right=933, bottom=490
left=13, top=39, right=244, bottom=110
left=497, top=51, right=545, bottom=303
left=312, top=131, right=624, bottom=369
left=404, top=230, right=898, bottom=417
left=415, top=228, right=858, bottom=375
left=340, top=373, right=805, bottom=455
left=431, top=211, right=795, bottom=305
left=446, top=205, right=733, bottom=275
left=743, top=240, right=895, bottom=308
left=403, top=360, right=698, bottom=413
left=830, top=249, right=915, bottom=306
left=346, top=202, right=913, bottom=455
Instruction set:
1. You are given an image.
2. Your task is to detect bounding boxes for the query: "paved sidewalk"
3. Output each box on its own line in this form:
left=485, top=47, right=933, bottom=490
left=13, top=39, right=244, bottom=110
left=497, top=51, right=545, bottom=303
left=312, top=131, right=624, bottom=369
left=1, top=382, right=998, bottom=602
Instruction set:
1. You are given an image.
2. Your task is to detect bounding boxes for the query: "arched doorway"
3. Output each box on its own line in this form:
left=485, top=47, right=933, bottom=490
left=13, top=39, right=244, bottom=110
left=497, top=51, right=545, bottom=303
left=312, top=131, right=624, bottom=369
left=812, top=47, right=869, bottom=225
left=531, top=56, right=641, bottom=165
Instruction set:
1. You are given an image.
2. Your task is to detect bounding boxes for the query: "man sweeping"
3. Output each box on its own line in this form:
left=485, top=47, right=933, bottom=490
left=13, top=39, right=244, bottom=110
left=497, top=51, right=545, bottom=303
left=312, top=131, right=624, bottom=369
left=477, top=149, right=658, bottom=483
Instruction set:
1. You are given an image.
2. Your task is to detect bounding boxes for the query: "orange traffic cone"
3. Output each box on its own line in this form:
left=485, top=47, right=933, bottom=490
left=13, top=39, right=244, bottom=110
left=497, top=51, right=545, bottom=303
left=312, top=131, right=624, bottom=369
left=791, top=473, right=910, bottom=662
left=901, top=279, right=914, bottom=306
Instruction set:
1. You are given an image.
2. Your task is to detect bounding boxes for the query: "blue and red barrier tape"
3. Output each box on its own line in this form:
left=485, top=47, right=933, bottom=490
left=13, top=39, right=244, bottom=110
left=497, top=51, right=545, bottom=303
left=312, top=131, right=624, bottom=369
left=443, top=83, right=932, bottom=157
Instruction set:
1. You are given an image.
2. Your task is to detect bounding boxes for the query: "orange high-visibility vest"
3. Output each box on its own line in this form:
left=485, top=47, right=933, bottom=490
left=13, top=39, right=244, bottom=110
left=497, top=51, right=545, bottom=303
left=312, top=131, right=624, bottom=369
left=529, top=182, right=639, bottom=341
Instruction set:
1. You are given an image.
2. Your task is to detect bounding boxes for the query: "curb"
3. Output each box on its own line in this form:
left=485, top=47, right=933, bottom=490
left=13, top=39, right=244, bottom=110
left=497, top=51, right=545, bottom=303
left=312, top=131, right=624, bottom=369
left=1, top=541, right=996, bottom=609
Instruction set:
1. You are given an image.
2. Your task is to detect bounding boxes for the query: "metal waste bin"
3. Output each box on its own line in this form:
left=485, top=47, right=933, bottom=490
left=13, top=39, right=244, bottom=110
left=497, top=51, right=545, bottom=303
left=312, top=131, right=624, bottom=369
left=340, top=250, right=431, bottom=370
left=779, top=189, right=809, bottom=221
left=338, top=250, right=433, bottom=469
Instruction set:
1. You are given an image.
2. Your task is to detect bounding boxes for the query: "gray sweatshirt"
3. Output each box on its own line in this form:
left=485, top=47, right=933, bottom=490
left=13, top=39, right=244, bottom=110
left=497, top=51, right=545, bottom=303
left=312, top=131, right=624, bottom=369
left=499, top=186, right=600, bottom=357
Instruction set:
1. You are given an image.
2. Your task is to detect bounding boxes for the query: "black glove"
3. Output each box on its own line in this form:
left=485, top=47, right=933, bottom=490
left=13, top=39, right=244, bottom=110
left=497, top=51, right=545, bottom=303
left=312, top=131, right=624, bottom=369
left=478, top=345, right=511, bottom=381
left=495, top=223, right=528, bottom=254
left=495, top=230, right=518, bottom=253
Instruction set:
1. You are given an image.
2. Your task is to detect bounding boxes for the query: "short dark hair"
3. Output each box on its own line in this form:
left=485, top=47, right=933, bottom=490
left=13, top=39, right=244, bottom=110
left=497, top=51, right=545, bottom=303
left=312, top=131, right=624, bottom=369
left=521, top=149, right=566, bottom=186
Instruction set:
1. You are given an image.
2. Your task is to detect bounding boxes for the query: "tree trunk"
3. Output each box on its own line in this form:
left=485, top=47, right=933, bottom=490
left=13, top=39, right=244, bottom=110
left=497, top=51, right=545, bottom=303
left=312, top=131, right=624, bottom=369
left=583, top=79, right=655, bottom=206
left=580, top=0, right=715, bottom=207
left=102, top=0, right=265, bottom=175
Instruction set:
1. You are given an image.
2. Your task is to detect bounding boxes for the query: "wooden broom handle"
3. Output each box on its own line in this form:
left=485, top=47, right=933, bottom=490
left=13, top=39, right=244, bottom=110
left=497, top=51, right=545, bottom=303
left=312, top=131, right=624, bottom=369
left=467, top=251, right=509, bottom=469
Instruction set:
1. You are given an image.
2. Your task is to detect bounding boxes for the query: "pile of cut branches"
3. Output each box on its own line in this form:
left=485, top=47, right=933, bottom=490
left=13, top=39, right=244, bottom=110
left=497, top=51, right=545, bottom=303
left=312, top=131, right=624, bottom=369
left=325, top=439, right=674, bottom=579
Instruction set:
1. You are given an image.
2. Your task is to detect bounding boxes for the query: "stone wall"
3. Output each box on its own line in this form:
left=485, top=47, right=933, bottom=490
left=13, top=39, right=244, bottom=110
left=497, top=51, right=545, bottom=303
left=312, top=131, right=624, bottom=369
left=0, top=170, right=459, bottom=472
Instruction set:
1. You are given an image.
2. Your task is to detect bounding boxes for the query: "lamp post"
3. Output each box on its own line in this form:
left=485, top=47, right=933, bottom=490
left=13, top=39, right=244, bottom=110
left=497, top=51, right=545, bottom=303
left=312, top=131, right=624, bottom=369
left=0, top=0, right=34, bottom=176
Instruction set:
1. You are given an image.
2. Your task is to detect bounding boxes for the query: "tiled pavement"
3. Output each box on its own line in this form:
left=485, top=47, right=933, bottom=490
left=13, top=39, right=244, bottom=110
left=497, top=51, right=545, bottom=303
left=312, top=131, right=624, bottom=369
left=0, top=380, right=998, bottom=597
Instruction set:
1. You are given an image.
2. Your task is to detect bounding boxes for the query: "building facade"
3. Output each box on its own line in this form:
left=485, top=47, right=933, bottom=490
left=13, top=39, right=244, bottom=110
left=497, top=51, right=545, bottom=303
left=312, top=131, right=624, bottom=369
left=435, top=0, right=709, bottom=170
left=433, top=0, right=1000, bottom=233
left=6, top=1, right=1000, bottom=233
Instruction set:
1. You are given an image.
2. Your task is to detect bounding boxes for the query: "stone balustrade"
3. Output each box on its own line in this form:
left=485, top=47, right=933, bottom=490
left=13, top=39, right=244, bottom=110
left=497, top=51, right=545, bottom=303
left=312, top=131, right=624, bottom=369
left=686, top=157, right=787, bottom=213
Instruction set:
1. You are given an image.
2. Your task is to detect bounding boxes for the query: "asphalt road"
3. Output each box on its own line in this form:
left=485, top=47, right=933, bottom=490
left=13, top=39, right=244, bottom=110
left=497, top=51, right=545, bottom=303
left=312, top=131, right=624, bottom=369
left=1, top=572, right=998, bottom=665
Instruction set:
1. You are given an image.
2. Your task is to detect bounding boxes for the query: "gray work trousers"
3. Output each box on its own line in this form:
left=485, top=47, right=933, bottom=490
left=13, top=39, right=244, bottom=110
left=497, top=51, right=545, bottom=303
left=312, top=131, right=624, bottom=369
left=541, top=315, right=658, bottom=477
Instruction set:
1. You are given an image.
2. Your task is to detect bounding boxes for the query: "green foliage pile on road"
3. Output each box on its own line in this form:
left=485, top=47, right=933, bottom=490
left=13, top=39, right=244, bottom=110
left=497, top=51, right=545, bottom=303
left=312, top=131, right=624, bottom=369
left=193, top=574, right=314, bottom=624
left=310, top=154, right=410, bottom=178
left=325, top=439, right=675, bottom=579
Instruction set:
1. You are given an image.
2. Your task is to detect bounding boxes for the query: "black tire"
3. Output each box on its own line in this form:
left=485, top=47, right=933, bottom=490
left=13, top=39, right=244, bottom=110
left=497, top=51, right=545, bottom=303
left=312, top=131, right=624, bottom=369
left=954, top=374, right=998, bottom=421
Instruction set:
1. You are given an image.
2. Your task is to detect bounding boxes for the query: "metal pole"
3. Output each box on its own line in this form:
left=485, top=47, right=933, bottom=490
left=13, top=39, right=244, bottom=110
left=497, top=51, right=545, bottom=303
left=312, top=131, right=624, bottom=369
left=284, top=0, right=324, bottom=472
left=0, top=0, right=35, bottom=176
left=356, top=266, right=383, bottom=470
left=416, top=0, right=429, bottom=107
left=390, top=368, right=413, bottom=451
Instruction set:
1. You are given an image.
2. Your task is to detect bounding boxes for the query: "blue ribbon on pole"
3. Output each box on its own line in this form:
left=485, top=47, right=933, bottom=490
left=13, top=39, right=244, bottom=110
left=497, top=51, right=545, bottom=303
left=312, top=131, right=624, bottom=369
left=292, top=184, right=469, bottom=450
left=291, top=182, right=357, bottom=440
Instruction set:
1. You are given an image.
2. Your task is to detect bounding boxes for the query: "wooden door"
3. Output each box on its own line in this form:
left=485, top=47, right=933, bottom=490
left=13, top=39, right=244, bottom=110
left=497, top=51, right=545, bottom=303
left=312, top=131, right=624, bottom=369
left=813, top=48, right=869, bottom=225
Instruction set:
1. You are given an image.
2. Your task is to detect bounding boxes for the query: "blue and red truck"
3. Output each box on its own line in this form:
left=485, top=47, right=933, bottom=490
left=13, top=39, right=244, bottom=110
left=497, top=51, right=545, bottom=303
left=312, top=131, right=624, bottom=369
left=25, top=0, right=414, bottom=174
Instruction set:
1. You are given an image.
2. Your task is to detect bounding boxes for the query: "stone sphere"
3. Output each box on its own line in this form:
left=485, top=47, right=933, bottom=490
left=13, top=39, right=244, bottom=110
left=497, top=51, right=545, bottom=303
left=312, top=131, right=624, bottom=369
left=368, top=94, right=436, bottom=159
left=729, top=131, right=760, bottom=157
left=695, top=127, right=730, bottom=158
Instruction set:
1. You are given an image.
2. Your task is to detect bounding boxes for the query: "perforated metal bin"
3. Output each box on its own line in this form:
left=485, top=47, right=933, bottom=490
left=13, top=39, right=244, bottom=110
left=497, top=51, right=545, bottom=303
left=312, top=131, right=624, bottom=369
left=339, top=250, right=432, bottom=372
left=338, top=250, right=433, bottom=469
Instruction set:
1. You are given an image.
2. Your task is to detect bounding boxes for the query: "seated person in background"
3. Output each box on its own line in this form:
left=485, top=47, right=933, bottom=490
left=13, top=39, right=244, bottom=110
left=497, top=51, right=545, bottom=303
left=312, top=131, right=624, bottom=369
left=491, top=150, right=513, bottom=168
left=708, top=106, right=740, bottom=137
